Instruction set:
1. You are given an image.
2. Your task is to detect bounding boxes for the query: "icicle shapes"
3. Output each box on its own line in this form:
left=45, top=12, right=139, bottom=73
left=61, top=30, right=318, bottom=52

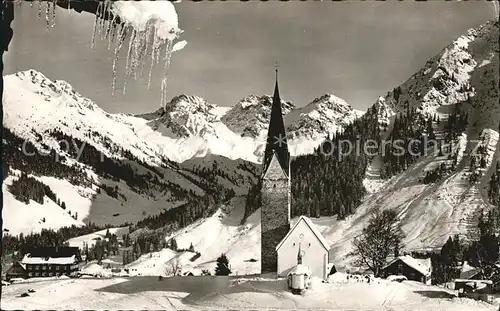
left=89, top=0, right=183, bottom=107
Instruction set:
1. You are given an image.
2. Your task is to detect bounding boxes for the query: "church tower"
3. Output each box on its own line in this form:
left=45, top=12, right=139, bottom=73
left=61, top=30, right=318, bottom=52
left=261, top=68, right=291, bottom=274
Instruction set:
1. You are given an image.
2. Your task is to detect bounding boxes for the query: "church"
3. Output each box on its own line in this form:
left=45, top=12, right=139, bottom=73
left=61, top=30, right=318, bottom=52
left=260, top=69, right=330, bottom=280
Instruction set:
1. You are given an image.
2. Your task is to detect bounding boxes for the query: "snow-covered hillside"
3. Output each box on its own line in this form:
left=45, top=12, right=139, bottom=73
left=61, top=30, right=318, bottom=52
left=122, top=198, right=260, bottom=277
left=2, top=70, right=261, bottom=234
left=327, top=20, right=500, bottom=265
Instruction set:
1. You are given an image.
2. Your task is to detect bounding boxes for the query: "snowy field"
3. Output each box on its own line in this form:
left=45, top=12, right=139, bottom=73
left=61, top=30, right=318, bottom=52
left=1, top=273, right=497, bottom=310
left=121, top=198, right=261, bottom=277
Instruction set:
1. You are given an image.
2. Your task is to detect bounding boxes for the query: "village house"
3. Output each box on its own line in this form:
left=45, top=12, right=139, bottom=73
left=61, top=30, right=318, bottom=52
left=5, top=261, right=28, bottom=281
left=381, top=255, right=432, bottom=285
left=276, top=216, right=330, bottom=280
left=18, top=246, right=82, bottom=278
left=459, top=261, right=483, bottom=280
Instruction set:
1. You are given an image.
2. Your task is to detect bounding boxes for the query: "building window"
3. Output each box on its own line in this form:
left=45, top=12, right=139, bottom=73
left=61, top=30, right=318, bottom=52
left=42, top=272, right=47, bottom=276
left=28, top=272, right=33, bottom=277
left=27, top=265, right=32, bottom=271
left=35, top=265, right=39, bottom=270
left=35, top=272, right=39, bottom=276
left=42, top=265, right=47, bottom=270
left=56, top=266, right=59, bottom=271
left=49, top=272, right=53, bottom=276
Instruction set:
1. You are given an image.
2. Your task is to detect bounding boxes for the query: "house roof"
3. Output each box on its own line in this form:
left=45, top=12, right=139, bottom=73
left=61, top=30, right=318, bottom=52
left=21, top=254, right=77, bottom=265
left=382, top=255, right=432, bottom=277
left=24, top=246, right=80, bottom=258
left=460, top=261, right=481, bottom=279
left=454, top=279, right=493, bottom=285
left=275, top=215, right=330, bottom=252
left=459, top=269, right=482, bottom=280
left=6, top=261, right=26, bottom=273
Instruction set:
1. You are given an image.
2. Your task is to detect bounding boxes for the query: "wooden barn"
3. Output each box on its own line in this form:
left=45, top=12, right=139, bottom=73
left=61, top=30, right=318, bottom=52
left=381, top=255, right=432, bottom=285
left=5, top=261, right=28, bottom=281
left=20, top=246, right=82, bottom=278
left=275, top=216, right=330, bottom=280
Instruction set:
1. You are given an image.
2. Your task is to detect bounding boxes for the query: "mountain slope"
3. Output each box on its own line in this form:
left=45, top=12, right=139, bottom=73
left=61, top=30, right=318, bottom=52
left=322, top=20, right=500, bottom=266
left=1, top=70, right=258, bottom=234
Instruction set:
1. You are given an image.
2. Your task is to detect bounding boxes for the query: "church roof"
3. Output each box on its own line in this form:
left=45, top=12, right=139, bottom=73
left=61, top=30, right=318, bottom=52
left=263, top=151, right=288, bottom=180
left=275, top=216, right=330, bottom=252
left=262, top=69, right=290, bottom=178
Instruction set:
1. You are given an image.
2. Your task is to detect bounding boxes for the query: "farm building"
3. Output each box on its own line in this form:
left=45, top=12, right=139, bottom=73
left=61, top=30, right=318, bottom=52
left=20, top=246, right=82, bottom=278
left=381, top=255, right=432, bottom=285
left=459, top=261, right=482, bottom=280
left=276, top=216, right=330, bottom=280
left=5, top=261, right=28, bottom=281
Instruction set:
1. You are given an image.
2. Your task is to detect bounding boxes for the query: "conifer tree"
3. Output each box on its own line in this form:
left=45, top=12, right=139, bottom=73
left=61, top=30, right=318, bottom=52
left=215, top=253, right=231, bottom=276
left=170, top=238, right=178, bottom=251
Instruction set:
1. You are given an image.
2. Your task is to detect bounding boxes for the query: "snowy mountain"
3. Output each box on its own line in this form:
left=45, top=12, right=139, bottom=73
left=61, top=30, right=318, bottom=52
left=143, top=95, right=229, bottom=138
left=2, top=67, right=360, bottom=235
left=2, top=70, right=261, bottom=234
left=221, top=95, right=295, bottom=138
left=103, top=20, right=499, bottom=276
left=286, top=94, right=365, bottom=140
left=326, top=20, right=500, bottom=265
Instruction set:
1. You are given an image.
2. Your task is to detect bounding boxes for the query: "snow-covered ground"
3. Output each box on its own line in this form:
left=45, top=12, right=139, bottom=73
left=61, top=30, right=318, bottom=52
left=1, top=274, right=497, bottom=310
left=122, top=197, right=261, bottom=277
left=66, top=227, right=130, bottom=250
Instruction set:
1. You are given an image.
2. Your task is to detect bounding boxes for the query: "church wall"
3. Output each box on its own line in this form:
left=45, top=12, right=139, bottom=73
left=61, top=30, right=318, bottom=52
left=261, top=174, right=290, bottom=273
left=276, top=220, right=328, bottom=280
left=261, top=225, right=290, bottom=273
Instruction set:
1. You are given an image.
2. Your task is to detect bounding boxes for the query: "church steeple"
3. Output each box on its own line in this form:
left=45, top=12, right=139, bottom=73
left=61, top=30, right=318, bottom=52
left=262, top=68, right=290, bottom=178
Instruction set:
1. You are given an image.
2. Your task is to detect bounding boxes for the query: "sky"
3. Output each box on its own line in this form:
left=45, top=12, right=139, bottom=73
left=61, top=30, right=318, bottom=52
left=3, top=1, right=496, bottom=114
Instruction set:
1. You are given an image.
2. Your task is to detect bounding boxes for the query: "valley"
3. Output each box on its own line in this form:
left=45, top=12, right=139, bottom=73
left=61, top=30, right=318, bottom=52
left=1, top=2, right=499, bottom=308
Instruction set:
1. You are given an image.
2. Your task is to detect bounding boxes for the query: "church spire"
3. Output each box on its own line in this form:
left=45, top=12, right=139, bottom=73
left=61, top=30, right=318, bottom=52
left=297, top=243, right=303, bottom=265
left=262, top=66, right=290, bottom=178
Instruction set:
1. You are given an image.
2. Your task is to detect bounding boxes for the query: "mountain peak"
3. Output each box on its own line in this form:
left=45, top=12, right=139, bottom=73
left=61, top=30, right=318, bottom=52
left=222, top=95, right=295, bottom=138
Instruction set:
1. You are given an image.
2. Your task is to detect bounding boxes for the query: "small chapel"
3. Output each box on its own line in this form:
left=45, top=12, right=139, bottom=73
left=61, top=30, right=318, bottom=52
left=260, top=68, right=330, bottom=280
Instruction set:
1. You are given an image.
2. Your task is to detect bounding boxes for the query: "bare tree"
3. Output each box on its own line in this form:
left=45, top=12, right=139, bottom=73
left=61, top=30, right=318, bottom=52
left=349, top=208, right=405, bottom=277
left=164, top=258, right=182, bottom=277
